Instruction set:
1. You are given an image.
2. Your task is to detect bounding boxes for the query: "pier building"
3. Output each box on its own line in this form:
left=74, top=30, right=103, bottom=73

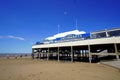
left=32, top=28, right=120, bottom=63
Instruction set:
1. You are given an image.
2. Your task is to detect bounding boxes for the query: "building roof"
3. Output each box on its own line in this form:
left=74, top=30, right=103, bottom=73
left=45, top=30, right=86, bottom=40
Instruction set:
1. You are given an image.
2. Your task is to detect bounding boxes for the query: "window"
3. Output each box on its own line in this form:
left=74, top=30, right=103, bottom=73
left=91, top=32, right=106, bottom=38
left=108, top=30, right=120, bottom=37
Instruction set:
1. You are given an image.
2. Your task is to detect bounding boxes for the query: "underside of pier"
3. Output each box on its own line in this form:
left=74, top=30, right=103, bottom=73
left=32, top=43, right=120, bottom=63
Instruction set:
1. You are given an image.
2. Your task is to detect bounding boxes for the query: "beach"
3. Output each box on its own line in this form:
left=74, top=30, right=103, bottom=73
left=0, top=57, right=120, bottom=80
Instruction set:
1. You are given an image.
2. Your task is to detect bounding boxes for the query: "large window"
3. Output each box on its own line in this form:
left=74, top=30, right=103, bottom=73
left=108, top=30, right=120, bottom=37
left=91, top=32, right=106, bottom=38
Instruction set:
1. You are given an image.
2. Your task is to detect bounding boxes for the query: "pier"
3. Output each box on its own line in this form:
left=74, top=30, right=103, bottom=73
left=32, top=28, right=120, bottom=63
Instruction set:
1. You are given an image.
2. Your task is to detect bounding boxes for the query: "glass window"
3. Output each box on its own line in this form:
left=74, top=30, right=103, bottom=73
left=92, top=32, right=106, bottom=38
left=108, top=30, right=120, bottom=37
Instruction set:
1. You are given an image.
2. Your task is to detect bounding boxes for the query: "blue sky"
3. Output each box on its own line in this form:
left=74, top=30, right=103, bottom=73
left=0, top=0, right=120, bottom=53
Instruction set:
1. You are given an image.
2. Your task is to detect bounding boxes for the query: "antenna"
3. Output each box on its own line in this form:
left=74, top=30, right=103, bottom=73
left=75, top=19, right=78, bottom=30
left=58, top=24, right=60, bottom=33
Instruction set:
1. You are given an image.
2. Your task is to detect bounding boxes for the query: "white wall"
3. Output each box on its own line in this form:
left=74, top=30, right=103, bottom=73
left=32, top=37, right=120, bottom=49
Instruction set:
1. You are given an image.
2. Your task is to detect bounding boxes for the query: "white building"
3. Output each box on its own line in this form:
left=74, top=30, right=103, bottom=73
left=32, top=28, right=120, bottom=63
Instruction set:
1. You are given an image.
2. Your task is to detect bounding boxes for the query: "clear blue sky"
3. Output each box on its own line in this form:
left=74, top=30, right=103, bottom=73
left=0, top=0, right=120, bottom=53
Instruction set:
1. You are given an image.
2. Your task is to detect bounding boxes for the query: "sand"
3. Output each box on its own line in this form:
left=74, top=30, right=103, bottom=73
left=0, top=58, right=120, bottom=80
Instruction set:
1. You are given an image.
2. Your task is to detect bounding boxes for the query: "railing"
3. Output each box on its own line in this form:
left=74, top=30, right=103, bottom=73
left=34, top=36, right=120, bottom=45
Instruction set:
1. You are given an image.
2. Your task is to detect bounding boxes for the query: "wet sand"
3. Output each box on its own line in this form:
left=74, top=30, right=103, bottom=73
left=0, top=58, right=120, bottom=80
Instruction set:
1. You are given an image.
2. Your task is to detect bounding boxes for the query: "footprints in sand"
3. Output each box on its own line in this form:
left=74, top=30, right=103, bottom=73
left=26, top=72, right=44, bottom=80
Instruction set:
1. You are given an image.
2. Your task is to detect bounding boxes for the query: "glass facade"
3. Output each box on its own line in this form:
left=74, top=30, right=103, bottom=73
left=91, top=32, right=106, bottom=38
left=91, top=28, right=120, bottom=38
left=108, top=30, right=120, bottom=37
left=35, top=28, right=120, bottom=45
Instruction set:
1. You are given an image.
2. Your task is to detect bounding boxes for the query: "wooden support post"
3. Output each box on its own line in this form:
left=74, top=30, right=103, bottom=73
left=39, top=53, right=41, bottom=59
left=71, top=46, right=73, bottom=62
left=47, top=48, right=49, bottom=60
left=88, top=45, right=92, bottom=63
left=36, top=49, right=39, bottom=59
left=80, top=50, right=82, bottom=57
left=114, top=43, right=119, bottom=60
left=43, top=52, right=44, bottom=59
left=39, top=49, right=41, bottom=59
left=37, top=52, right=39, bottom=59
left=81, top=50, right=83, bottom=57
left=67, top=53, right=68, bottom=60
left=32, top=49, right=34, bottom=59
left=58, top=47, right=60, bottom=62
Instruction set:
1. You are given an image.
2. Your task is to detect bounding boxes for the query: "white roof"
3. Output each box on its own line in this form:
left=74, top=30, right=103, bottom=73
left=45, top=30, right=86, bottom=40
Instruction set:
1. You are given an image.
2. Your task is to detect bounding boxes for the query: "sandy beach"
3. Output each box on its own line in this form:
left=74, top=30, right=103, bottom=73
left=0, top=57, right=120, bottom=80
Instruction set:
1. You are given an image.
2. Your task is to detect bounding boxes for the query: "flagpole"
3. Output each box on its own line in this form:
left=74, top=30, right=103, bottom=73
left=76, top=19, right=78, bottom=30
left=58, top=24, right=60, bottom=33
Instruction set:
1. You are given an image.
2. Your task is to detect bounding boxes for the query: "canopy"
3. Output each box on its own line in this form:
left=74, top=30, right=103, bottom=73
left=45, top=30, right=86, bottom=40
